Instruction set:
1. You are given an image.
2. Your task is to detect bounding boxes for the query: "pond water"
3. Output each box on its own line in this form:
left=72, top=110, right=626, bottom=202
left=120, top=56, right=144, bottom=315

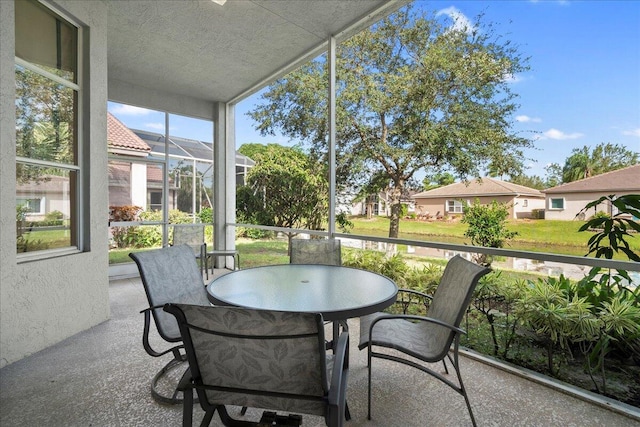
left=340, top=234, right=639, bottom=287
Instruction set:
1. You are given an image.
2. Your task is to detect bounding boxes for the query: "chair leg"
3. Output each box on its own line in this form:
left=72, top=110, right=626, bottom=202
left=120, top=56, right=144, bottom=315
left=182, top=385, right=193, bottom=427
left=367, top=346, right=373, bottom=420
left=452, top=349, right=477, bottom=427
left=201, top=408, right=215, bottom=427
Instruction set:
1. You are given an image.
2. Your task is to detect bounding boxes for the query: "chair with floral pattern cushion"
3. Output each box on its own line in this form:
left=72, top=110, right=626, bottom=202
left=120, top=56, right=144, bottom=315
left=129, top=244, right=210, bottom=404
left=172, top=224, right=208, bottom=278
left=358, top=255, right=490, bottom=427
left=290, top=239, right=341, bottom=266
left=164, top=303, right=349, bottom=427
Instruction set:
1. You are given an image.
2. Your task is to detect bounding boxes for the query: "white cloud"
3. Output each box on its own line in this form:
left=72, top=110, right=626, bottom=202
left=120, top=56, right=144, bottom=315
left=504, top=73, right=525, bottom=84
left=541, top=128, right=584, bottom=140
left=516, top=115, right=542, bottom=123
left=109, top=104, right=152, bottom=116
left=622, top=128, right=640, bottom=137
left=144, top=122, right=165, bottom=131
left=436, top=7, right=474, bottom=34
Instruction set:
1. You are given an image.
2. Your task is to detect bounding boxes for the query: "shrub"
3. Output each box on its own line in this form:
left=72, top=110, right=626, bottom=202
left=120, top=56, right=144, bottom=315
left=45, top=210, right=64, bottom=221
left=109, top=205, right=142, bottom=248
left=462, top=199, right=517, bottom=266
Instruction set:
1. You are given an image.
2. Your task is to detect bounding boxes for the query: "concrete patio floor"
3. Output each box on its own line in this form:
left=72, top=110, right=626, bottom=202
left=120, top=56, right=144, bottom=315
left=1, top=275, right=639, bottom=427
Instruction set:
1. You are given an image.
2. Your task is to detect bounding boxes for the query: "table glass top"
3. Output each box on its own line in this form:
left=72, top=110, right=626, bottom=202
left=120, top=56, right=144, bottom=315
left=207, top=264, right=397, bottom=320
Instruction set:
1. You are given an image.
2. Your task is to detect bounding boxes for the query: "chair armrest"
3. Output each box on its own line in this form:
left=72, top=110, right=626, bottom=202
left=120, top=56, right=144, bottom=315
left=369, top=314, right=466, bottom=336
left=206, top=250, right=240, bottom=270
left=397, top=288, right=433, bottom=300
left=140, top=306, right=184, bottom=358
left=328, top=330, right=349, bottom=407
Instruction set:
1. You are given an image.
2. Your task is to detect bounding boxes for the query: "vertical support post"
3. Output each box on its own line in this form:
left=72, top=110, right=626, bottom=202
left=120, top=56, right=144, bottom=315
left=213, top=101, right=236, bottom=269
left=328, top=36, right=337, bottom=237
left=162, top=112, right=170, bottom=246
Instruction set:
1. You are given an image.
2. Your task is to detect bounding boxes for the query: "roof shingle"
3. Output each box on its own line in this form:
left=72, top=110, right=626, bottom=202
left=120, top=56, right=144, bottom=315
left=412, top=177, right=543, bottom=199
left=107, top=113, right=150, bottom=153
left=543, top=164, right=640, bottom=194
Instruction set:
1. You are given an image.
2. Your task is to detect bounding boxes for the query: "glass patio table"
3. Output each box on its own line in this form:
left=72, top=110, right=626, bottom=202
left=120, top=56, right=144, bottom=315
left=206, top=264, right=398, bottom=322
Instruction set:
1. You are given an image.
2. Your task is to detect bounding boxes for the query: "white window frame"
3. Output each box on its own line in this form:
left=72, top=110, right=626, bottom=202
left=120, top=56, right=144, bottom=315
left=549, top=197, right=565, bottom=210
left=15, top=1, right=83, bottom=259
left=446, top=199, right=466, bottom=214
left=17, top=197, right=45, bottom=216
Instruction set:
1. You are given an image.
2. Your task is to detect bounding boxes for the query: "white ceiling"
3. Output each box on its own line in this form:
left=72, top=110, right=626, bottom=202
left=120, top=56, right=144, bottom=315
left=106, top=0, right=410, bottom=105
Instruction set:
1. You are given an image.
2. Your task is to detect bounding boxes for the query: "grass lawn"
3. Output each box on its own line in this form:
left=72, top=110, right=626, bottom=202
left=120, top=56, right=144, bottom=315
left=349, top=216, right=640, bottom=257
left=104, top=217, right=638, bottom=264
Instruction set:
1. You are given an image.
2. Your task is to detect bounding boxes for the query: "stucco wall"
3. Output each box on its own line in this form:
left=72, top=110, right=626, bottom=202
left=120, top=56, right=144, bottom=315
left=414, top=195, right=518, bottom=219
left=513, top=196, right=545, bottom=219
left=1, top=0, right=110, bottom=368
left=544, top=191, right=630, bottom=221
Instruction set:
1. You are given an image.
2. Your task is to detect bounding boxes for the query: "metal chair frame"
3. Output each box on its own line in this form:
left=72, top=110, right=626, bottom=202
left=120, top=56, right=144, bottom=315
left=165, top=303, right=349, bottom=427
left=360, top=255, right=490, bottom=427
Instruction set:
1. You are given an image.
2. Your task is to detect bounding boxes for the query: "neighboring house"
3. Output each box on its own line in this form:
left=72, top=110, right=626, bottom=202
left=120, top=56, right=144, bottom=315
left=542, top=164, right=640, bottom=220
left=109, top=117, right=255, bottom=214
left=131, top=129, right=255, bottom=187
left=350, top=189, right=417, bottom=217
left=107, top=112, right=177, bottom=212
left=16, top=175, right=71, bottom=222
left=412, top=177, right=545, bottom=219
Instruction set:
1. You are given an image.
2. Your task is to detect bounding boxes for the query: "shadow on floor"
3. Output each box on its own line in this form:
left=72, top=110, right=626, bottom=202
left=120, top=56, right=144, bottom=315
left=1, top=277, right=639, bottom=426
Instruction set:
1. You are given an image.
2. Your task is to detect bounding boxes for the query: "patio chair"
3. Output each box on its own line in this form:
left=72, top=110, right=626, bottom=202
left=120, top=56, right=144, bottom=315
left=164, top=303, right=349, bottom=427
left=290, top=238, right=341, bottom=266
left=290, top=238, right=343, bottom=350
left=129, top=244, right=211, bottom=405
left=172, top=223, right=207, bottom=278
left=359, top=255, right=490, bottom=427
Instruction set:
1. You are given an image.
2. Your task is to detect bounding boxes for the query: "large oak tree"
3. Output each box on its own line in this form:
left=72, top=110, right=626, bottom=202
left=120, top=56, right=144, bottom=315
left=249, top=5, right=531, bottom=238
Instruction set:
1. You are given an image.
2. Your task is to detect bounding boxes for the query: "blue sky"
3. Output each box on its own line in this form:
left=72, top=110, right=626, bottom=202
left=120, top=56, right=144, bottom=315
left=109, top=0, right=639, bottom=180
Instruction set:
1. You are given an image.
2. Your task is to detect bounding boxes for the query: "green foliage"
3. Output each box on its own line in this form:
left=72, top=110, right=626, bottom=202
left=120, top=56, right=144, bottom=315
left=45, top=210, right=64, bottom=221
left=577, top=194, right=640, bottom=261
left=198, top=207, right=213, bottom=224
left=335, top=212, right=354, bottom=234
left=109, top=205, right=142, bottom=248
left=402, top=263, right=443, bottom=294
left=16, top=234, right=49, bottom=252
left=244, top=145, right=329, bottom=239
left=560, top=143, right=639, bottom=183
left=472, top=272, right=526, bottom=358
left=342, top=250, right=408, bottom=284
left=422, top=172, right=455, bottom=191
left=462, top=199, right=517, bottom=266
left=589, top=210, right=610, bottom=221
left=507, top=174, right=547, bottom=190
left=249, top=5, right=531, bottom=239
left=516, top=275, right=594, bottom=375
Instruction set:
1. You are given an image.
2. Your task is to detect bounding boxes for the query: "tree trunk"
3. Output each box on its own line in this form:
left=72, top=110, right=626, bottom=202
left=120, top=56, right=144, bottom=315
left=388, top=186, right=403, bottom=239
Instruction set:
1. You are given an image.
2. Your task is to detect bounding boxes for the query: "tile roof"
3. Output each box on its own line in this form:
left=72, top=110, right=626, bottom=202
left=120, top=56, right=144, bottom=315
left=412, top=177, right=544, bottom=199
left=543, top=164, right=640, bottom=194
left=107, top=112, right=150, bottom=153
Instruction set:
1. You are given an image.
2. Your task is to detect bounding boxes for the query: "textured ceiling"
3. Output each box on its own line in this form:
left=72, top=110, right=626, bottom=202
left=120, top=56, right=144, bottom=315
left=106, top=0, right=409, bottom=104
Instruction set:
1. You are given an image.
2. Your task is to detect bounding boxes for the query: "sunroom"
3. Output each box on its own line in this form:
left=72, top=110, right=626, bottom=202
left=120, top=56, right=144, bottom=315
left=1, top=0, right=638, bottom=426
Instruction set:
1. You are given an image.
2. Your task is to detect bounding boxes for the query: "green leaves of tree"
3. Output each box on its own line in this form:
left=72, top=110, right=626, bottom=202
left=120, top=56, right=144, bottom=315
left=248, top=5, right=531, bottom=238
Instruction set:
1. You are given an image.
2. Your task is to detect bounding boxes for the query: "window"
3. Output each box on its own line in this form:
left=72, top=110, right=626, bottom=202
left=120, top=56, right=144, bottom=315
left=446, top=200, right=465, bottom=214
left=16, top=197, right=44, bottom=216
left=522, top=199, right=528, bottom=208
left=149, top=191, right=162, bottom=211
left=550, top=198, right=565, bottom=210
left=15, top=1, right=80, bottom=254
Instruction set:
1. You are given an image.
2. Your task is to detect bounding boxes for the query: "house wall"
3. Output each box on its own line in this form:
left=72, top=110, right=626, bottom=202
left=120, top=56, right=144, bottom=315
left=1, top=0, right=110, bottom=368
left=544, top=191, right=632, bottom=220
left=414, top=195, right=517, bottom=218
left=513, top=196, right=545, bottom=219
left=130, top=162, right=147, bottom=210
